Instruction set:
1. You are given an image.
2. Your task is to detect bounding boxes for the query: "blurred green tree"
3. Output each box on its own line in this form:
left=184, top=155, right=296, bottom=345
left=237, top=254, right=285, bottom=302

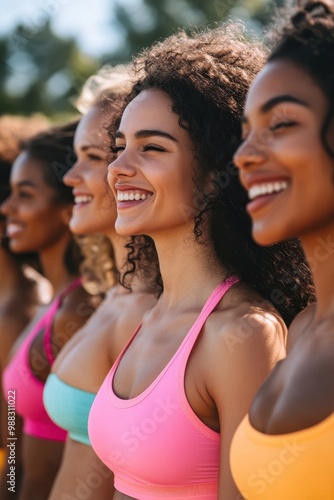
left=104, top=0, right=282, bottom=63
left=0, top=0, right=282, bottom=116
left=0, top=22, right=100, bottom=118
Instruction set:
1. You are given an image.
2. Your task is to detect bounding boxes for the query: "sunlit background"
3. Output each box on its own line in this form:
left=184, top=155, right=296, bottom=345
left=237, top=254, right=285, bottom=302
left=0, top=0, right=280, bottom=119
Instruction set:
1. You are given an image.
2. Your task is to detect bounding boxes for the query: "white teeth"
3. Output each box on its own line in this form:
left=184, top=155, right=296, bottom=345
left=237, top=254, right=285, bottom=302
left=117, top=191, right=152, bottom=202
left=6, top=223, right=23, bottom=231
left=6, top=223, right=24, bottom=237
left=74, top=195, right=93, bottom=204
left=248, top=181, right=288, bottom=200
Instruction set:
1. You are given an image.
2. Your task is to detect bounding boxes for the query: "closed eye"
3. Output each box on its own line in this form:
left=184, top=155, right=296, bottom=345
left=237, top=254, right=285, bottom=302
left=17, top=190, right=33, bottom=199
left=270, top=120, right=297, bottom=132
left=112, top=145, right=125, bottom=157
left=142, top=145, right=166, bottom=152
left=87, top=153, right=105, bottom=161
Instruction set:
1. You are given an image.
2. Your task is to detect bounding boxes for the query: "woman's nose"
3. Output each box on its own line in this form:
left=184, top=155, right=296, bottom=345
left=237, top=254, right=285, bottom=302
left=63, top=160, right=81, bottom=187
left=0, top=195, right=15, bottom=216
left=108, top=153, right=137, bottom=181
left=233, top=135, right=266, bottom=172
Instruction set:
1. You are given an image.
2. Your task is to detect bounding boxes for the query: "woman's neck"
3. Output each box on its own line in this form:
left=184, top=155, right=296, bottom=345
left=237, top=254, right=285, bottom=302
left=0, top=248, right=29, bottom=298
left=301, top=223, right=334, bottom=322
left=39, top=233, right=78, bottom=296
left=153, top=227, right=227, bottom=310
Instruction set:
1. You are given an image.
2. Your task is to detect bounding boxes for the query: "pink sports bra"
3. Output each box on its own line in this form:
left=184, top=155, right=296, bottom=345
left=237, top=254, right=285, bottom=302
left=88, top=276, right=239, bottom=499
left=2, top=278, right=81, bottom=441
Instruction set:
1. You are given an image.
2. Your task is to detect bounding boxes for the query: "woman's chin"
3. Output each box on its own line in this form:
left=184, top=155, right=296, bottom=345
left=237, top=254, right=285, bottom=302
left=8, top=242, right=32, bottom=254
left=252, top=227, right=286, bottom=247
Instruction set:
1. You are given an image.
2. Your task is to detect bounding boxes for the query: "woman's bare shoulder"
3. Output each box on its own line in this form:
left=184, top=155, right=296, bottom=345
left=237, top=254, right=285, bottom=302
left=287, top=302, right=317, bottom=352
left=207, top=282, right=287, bottom=351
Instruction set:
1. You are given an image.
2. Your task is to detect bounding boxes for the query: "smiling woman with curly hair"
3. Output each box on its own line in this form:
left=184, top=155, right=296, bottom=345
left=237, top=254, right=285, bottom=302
left=115, top=25, right=314, bottom=324
left=87, top=23, right=315, bottom=499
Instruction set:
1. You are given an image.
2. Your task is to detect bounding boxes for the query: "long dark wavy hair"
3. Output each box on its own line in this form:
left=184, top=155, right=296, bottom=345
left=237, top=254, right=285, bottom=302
left=112, top=24, right=315, bottom=325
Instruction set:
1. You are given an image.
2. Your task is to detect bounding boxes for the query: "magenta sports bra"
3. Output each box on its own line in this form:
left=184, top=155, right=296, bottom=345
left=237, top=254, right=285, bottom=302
left=2, top=278, right=81, bottom=441
left=88, top=276, right=239, bottom=499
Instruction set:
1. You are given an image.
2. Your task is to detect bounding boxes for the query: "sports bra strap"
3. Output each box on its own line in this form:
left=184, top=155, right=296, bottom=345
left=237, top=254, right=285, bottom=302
left=58, top=277, right=82, bottom=302
left=43, top=277, right=82, bottom=365
left=110, top=276, right=240, bottom=379
left=197, top=276, right=239, bottom=325
left=181, top=275, right=240, bottom=355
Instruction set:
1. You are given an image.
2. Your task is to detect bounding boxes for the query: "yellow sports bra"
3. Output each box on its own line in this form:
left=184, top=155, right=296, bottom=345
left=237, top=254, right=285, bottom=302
left=230, top=412, right=334, bottom=499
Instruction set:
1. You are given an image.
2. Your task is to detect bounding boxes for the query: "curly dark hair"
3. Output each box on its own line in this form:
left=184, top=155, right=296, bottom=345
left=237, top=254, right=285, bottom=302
left=114, top=24, right=315, bottom=325
left=21, top=121, right=83, bottom=275
left=267, top=0, right=334, bottom=161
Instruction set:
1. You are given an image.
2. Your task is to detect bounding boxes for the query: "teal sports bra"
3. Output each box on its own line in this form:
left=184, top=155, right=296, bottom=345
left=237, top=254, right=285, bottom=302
left=43, top=373, right=96, bottom=445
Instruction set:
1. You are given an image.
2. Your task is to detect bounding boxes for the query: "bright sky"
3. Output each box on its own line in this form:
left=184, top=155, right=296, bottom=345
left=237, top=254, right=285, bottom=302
left=0, top=0, right=128, bottom=57
left=0, top=0, right=266, bottom=58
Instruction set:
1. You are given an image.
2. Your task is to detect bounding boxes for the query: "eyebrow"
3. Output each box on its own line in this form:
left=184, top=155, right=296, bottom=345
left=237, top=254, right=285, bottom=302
left=261, top=94, right=310, bottom=113
left=241, top=94, right=310, bottom=125
left=16, top=180, right=37, bottom=188
left=115, top=129, right=178, bottom=142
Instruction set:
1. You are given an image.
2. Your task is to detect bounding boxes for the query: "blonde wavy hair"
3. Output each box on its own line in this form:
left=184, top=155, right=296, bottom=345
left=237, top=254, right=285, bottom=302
left=76, top=64, right=133, bottom=114
left=78, top=234, right=116, bottom=295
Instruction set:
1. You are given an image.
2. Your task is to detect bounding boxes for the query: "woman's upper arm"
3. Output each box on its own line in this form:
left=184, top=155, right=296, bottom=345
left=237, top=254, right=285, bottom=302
left=208, top=312, right=285, bottom=499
